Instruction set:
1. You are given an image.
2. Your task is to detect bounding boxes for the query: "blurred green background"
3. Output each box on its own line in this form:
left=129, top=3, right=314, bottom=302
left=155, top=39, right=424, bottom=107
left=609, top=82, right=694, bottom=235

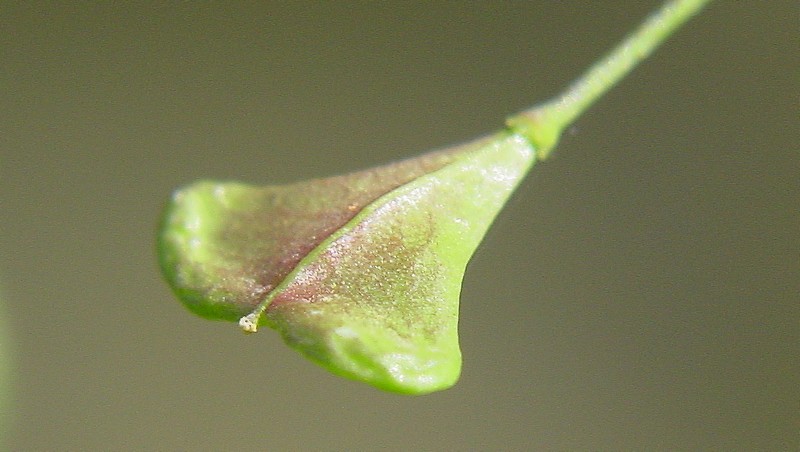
left=2, top=2, right=797, bottom=450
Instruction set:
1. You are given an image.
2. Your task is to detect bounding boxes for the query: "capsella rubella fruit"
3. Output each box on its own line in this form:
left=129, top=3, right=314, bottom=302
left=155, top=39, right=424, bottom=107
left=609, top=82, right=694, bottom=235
left=160, top=134, right=531, bottom=394
left=158, top=0, right=708, bottom=394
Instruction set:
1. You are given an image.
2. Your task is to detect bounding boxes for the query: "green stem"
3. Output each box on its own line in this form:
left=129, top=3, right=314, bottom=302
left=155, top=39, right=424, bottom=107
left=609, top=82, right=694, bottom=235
left=507, top=0, right=711, bottom=159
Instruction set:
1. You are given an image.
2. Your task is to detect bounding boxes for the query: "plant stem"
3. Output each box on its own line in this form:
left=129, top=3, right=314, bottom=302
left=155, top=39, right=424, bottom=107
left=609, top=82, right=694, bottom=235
left=507, top=0, right=711, bottom=159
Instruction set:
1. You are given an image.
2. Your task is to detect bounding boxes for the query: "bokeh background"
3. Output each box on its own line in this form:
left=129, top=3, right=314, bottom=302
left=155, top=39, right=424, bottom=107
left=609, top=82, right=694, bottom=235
left=2, top=2, right=797, bottom=450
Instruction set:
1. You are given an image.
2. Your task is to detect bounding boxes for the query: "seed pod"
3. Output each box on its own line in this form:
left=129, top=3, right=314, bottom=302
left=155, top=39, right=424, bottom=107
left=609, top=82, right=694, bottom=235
left=158, top=132, right=534, bottom=394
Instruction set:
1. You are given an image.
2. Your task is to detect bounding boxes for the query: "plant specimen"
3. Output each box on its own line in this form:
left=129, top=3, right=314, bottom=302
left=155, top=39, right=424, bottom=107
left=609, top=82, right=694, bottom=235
left=158, top=0, right=710, bottom=394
